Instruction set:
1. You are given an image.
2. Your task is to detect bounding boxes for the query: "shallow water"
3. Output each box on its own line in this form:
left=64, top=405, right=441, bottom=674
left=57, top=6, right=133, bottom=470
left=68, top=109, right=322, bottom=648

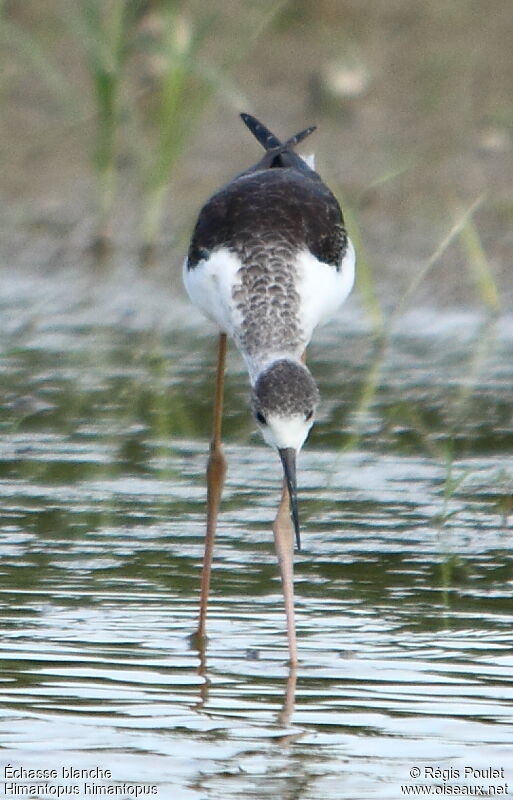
left=1, top=271, right=513, bottom=799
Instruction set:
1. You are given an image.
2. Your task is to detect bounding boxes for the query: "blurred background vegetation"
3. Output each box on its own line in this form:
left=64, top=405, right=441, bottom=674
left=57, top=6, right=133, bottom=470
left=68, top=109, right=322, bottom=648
left=0, top=0, right=511, bottom=311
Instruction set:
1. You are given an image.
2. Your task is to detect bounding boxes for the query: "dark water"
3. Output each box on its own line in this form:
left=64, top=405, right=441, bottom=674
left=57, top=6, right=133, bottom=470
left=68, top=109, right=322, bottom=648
left=1, top=269, right=512, bottom=799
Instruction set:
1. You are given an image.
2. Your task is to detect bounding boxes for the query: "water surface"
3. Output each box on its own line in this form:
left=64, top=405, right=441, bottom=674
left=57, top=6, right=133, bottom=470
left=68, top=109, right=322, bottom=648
left=1, top=271, right=512, bottom=798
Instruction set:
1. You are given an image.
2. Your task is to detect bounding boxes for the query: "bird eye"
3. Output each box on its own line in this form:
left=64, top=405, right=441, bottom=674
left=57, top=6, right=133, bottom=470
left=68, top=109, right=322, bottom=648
left=256, top=411, right=267, bottom=425
left=305, top=409, right=314, bottom=421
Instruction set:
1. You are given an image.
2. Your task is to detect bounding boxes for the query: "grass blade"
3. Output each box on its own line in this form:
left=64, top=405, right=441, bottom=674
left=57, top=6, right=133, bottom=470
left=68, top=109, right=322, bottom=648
left=459, top=217, right=501, bottom=313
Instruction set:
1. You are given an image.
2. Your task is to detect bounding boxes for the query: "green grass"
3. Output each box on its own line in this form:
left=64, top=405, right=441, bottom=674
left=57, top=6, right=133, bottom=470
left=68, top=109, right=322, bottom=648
left=136, top=5, right=219, bottom=261
left=458, top=215, right=501, bottom=314
left=136, top=0, right=289, bottom=262
left=340, top=193, right=502, bottom=528
left=388, top=194, right=487, bottom=331
left=2, top=0, right=289, bottom=259
left=341, top=194, right=494, bottom=452
left=69, top=0, right=140, bottom=253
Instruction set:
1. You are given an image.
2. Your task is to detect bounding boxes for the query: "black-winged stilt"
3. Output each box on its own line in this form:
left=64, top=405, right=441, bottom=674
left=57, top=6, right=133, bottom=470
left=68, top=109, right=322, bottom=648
left=184, top=113, right=355, bottom=663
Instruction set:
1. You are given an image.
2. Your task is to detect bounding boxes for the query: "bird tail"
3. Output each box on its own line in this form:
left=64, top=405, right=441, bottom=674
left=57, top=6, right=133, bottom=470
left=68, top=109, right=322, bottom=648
left=240, top=113, right=317, bottom=171
left=240, top=113, right=283, bottom=150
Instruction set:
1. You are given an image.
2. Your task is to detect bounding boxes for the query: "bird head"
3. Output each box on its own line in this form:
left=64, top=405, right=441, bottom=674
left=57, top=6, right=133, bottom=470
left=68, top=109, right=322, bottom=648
left=251, top=359, right=320, bottom=549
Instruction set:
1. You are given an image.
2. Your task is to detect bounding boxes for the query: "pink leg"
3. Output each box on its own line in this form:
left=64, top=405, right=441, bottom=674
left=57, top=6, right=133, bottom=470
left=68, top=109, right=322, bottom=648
left=196, top=333, right=227, bottom=642
left=273, top=479, right=298, bottom=666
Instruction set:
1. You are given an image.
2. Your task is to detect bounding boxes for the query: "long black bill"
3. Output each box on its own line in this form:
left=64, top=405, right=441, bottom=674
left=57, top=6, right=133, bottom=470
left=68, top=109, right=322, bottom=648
left=278, top=447, right=301, bottom=551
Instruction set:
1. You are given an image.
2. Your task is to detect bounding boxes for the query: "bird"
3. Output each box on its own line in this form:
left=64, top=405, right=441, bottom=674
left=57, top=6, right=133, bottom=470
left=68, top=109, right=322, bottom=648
left=183, top=113, right=355, bottom=664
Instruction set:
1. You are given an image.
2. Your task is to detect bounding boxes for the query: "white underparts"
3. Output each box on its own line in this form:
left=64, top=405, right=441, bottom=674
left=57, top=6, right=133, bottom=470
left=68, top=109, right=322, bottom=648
left=183, top=249, right=243, bottom=336
left=183, top=237, right=356, bottom=379
left=294, top=239, right=356, bottom=342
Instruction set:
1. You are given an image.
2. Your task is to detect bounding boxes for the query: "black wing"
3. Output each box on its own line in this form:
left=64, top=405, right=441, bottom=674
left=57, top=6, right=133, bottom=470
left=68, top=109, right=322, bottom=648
left=187, top=168, right=347, bottom=270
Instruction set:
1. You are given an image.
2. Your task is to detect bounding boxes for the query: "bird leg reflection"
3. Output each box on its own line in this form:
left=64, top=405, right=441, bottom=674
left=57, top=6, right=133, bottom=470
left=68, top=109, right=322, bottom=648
left=196, top=333, right=227, bottom=643
left=277, top=665, right=297, bottom=728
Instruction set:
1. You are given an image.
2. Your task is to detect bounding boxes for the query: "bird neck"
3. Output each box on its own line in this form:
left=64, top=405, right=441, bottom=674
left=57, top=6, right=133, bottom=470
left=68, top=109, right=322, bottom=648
left=247, top=352, right=304, bottom=386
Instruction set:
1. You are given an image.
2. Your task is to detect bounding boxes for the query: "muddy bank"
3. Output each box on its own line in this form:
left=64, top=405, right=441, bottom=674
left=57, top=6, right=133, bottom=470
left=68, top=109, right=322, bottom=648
left=1, top=0, right=512, bottom=309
